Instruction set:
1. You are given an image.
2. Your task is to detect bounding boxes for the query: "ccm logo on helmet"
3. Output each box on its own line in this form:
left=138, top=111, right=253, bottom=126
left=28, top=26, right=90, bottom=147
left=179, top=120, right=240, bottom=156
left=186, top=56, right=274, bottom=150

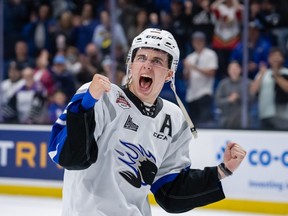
left=146, top=35, right=162, bottom=40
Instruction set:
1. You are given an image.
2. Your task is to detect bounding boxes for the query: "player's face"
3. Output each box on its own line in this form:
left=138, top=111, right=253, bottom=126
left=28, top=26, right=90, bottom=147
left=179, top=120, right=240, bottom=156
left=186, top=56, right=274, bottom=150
left=128, top=48, right=173, bottom=104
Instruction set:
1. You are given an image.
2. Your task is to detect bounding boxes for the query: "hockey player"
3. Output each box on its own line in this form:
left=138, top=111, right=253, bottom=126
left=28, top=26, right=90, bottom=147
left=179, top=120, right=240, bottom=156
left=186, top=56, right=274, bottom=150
left=48, top=28, right=246, bottom=216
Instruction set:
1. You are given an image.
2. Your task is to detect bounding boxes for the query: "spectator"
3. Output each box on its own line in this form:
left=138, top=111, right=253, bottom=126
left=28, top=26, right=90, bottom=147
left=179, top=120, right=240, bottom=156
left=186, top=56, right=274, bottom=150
left=148, top=12, right=161, bottom=29
left=250, top=47, right=288, bottom=130
left=273, top=0, right=288, bottom=28
left=256, top=0, right=281, bottom=31
left=210, top=0, right=243, bottom=81
left=159, top=10, right=172, bottom=31
left=215, top=61, right=254, bottom=128
left=117, top=0, right=140, bottom=37
left=249, top=0, right=261, bottom=22
left=72, top=2, right=99, bottom=54
left=162, top=0, right=190, bottom=102
left=21, top=3, right=56, bottom=57
left=183, top=31, right=218, bottom=127
left=4, top=0, right=29, bottom=60
left=51, top=0, right=75, bottom=19
left=127, top=9, right=149, bottom=45
left=13, top=40, right=35, bottom=70
left=47, top=90, right=67, bottom=124
left=185, top=0, right=214, bottom=46
left=2, top=0, right=287, bottom=129
left=169, top=0, right=190, bottom=58
left=71, top=0, right=106, bottom=16
left=50, top=10, right=75, bottom=55
left=77, top=43, right=103, bottom=86
left=250, top=0, right=281, bottom=46
left=34, top=50, right=55, bottom=96
left=65, top=46, right=82, bottom=76
left=268, top=0, right=288, bottom=56
left=1, top=62, right=25, bottom=113
left=3, top=67, right=47, bottom=124
left=231, top=21, right=272, bottom=79
left=92, top=10, right=128, bottom=56
left=50, top=54, right=77, bottom=100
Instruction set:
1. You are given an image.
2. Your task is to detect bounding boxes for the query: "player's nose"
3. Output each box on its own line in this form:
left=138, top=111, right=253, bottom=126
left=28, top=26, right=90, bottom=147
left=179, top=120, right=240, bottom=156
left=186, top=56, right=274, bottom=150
left=142, top=59, right=153, bottom=70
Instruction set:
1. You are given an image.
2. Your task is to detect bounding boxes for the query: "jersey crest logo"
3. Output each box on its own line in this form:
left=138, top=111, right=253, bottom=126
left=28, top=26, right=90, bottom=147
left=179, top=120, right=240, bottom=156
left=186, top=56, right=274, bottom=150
left=116, top=140, right=157, bottom=188
left=124, top=115, right=139, bottom=132
left=116, top=92, right=131, bottom=109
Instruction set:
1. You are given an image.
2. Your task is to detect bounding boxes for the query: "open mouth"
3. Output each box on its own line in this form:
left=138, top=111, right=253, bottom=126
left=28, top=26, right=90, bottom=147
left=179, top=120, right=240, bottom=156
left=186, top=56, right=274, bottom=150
left=139, top=75, right=153, bottom=90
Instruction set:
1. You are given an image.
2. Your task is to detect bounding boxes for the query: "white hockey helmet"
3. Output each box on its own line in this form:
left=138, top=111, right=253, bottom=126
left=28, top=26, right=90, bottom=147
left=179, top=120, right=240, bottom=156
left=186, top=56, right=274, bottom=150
left=126, top=28, right=180, bottom=73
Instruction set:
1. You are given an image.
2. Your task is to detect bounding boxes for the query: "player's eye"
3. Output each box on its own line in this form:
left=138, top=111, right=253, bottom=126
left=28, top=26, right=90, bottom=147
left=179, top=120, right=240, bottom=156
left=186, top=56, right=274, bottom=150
left=136, top=55, right=146, bottom=62
left=151, top=58, right=163, bottom=67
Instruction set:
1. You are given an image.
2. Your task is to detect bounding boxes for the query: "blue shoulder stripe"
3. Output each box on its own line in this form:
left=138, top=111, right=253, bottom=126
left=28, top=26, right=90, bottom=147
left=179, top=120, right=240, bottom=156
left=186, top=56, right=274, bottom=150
left=150, top=173, right=179, bottom=194
left=48, top=123, right=67, bottom=163
left=48, top=91, right=86, bottom=164
left=151, top=165, right=191, bottom=194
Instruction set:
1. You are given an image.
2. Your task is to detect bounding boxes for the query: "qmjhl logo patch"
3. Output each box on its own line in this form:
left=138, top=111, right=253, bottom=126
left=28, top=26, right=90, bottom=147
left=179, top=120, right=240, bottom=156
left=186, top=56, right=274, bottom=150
left=124, top=115, right=139, bottom=132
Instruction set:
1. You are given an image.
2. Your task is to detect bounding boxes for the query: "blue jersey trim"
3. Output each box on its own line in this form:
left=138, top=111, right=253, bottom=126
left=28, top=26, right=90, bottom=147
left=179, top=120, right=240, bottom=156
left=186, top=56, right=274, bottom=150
left=150, top=173, right=179, bottom=194
left=81, top=90, right=97, bottom=110
left=48, top=90, right=94, bottom=165
left=48, top=123, right=67, bottom=163
left=68, top=92, right=85, bottom=113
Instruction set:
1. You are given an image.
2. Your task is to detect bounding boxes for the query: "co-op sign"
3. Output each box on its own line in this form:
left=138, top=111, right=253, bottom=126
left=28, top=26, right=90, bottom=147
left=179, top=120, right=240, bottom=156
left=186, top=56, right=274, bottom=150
left=248, top=149, right=288, bottom=167
left=217, top=143, right=288, bottom=167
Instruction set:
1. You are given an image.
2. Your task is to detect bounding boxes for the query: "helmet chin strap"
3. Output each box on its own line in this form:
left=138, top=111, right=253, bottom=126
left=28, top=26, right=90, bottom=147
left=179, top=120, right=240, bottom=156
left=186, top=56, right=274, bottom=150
left=170, top=77, right=198, bottom=139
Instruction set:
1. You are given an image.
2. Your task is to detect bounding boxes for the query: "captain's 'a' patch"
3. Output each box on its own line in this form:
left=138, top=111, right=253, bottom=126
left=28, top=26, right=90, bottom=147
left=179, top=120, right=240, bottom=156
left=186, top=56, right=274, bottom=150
left=160, top=114, right=172, bottom=137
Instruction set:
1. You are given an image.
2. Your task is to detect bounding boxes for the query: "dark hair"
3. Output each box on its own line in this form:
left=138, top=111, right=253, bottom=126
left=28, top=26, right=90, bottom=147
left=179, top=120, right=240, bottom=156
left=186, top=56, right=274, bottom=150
left=9, top=61, right=22, bottom=71
left=268, top=47, right=284, bottom=56
left=229, top=60, right=241, bottom=66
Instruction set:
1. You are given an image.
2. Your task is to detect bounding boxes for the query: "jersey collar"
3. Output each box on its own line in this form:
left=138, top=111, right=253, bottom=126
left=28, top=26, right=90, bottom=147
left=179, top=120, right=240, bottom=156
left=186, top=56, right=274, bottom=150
left=122, top=87, right=163, bottom=118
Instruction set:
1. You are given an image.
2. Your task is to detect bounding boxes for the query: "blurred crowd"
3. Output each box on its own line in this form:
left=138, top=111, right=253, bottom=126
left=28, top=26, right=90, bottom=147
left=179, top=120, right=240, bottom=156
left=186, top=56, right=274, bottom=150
left=1, top=0, right=288, bottom=130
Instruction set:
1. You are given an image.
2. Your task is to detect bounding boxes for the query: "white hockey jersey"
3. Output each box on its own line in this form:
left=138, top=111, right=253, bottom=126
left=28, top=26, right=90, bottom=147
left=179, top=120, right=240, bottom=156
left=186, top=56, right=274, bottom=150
left=49, top=83, right=224, bottom=216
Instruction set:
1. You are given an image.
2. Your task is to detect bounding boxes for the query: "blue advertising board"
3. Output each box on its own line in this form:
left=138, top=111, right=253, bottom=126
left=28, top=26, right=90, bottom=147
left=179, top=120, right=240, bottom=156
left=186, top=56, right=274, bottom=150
left=0, top=125, right=63, bottom=180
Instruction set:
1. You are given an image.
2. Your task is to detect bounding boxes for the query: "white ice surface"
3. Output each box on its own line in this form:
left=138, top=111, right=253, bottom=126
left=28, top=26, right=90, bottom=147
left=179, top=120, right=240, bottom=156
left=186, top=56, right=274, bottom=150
left=0, top=195, right=283, bottom=216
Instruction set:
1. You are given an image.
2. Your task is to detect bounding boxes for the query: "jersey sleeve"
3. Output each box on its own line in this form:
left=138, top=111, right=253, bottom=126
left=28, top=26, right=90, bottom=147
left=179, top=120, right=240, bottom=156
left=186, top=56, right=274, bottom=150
left=151, top=120, right=225, bottom=213
left=48, top=82, right=106, bottom=170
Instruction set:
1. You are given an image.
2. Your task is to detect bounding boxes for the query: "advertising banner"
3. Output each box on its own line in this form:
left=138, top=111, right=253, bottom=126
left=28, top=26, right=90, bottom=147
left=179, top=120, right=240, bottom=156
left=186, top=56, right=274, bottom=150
left=190, top=129, right=288, bottom=203
left=0, top=125, right=63, bottom=181
left=0, top=125, right=287, bottom=208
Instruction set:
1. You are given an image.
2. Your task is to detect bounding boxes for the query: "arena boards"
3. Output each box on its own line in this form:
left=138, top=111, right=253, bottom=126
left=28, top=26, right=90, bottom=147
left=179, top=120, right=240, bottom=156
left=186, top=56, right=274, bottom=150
left=0, top=125, right=287, bottom=215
